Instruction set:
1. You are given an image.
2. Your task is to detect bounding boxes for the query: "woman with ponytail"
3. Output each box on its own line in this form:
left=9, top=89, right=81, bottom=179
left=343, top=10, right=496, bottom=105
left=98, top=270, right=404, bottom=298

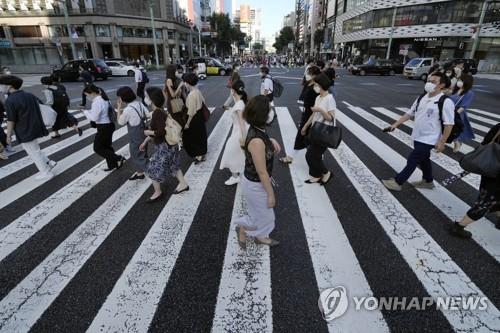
left=219, top=79, right=249, bottom=185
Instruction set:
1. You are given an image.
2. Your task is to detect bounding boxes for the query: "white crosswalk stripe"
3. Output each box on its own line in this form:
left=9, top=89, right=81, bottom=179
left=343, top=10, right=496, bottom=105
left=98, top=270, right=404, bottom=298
left=0, top=101, right=499, bottom=332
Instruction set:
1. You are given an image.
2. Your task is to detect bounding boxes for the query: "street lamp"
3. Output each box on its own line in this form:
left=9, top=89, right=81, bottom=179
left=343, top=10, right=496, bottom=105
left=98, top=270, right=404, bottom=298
left=149, top=0, right=160, bottom=69
left=60, top=0, right=77, bottom=60
left=470, top=0, right=499, bottom=59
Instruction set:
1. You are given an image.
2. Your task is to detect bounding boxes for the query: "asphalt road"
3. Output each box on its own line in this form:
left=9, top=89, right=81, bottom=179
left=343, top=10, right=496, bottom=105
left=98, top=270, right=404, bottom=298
left=0, top=67, right=499, bottom=333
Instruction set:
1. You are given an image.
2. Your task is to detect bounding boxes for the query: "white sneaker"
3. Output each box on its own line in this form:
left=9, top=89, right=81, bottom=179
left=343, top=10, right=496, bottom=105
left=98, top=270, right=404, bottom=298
left=47, top=160, right=57, bottom=170
left=34, top=171, right=55, bottom=181
left=224, top=176, right=240, bottom=186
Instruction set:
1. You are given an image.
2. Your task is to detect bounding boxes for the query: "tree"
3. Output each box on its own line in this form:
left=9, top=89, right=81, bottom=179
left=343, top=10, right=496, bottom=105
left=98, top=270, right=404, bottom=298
left=273, top=26, right=295, bottom=53
left=253, top=42, right=263, bottom=50
left=208, top=13, right=245, bottom=56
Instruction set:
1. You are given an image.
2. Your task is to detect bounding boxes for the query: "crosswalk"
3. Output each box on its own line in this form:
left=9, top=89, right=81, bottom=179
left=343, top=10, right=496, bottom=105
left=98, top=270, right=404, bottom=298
left=0, top=101, right=499, bottom=332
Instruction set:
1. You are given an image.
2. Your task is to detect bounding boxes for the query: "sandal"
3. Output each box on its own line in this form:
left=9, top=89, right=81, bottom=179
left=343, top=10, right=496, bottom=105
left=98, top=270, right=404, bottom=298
left=235, top=226, right=246, bottom=249
left=279, top=156, right=293, bottom=164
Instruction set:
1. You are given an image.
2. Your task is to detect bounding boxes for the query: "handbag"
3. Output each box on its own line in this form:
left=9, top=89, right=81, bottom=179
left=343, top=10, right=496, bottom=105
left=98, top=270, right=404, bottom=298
left=201, top=102, right=210, bottom=122
left=170, top=97, right=185, bottom=114
left=39, top=104, right=57, bottom=127
left=165, top=113, right=182, bottom=146
left=459, top=129, right=500, bottom=178
left=308, top=116, right=342, bottom=149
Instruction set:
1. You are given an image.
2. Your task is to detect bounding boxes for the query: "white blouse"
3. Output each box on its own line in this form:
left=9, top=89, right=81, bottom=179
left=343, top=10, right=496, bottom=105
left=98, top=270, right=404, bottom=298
left=83, top=95, right=111, bottom=124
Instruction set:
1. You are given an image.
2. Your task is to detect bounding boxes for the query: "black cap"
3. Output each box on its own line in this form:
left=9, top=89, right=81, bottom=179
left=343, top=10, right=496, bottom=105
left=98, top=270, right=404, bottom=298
left=0, top=75, right=23, bottom=90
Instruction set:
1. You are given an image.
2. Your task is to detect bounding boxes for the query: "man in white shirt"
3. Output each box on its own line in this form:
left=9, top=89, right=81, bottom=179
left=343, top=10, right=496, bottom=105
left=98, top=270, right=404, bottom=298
left=134, top=63, right=146, bottom=105
left=383, top=72, right=455, bottom=191
left=260, top=66, right=275, bottom=124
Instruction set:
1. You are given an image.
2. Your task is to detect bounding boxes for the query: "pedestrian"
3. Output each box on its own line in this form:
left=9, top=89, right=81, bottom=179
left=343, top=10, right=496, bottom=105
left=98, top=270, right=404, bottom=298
left=223, top=63, right=241, bottom=109
left=40, top=76, right=82, bottom=139
left=449, top=123, right=500, bottom=238
left=280, top=66, right=321, bottom=164
left=116, top=86, right=148, bottom=180
left=234, top=95, right=280, bottom=249
left=220, top=80, right=248, bottom=186
left=0, top=100, right=8, bottom=160
left=451, top=74, right=475, bottom=153
left=382, top=72, right=455, bottom=191
left=1, top=75, right=57, bottom=180
left=79, top=66, right=93, bottom=107
left=164, top=64, right=186, bottom=126
left=140, top=87, right=189, bottom=203
left=324, top=61, right=337, bottom=98
left=182, top=73, right=208, bottom=164
left=300, top=73, right=334, bottom=185
left=134, top=63, right=146, bottom=104
left=82, top=84, right=125, bottom=171
left=444, top=66, right=458, bottom=95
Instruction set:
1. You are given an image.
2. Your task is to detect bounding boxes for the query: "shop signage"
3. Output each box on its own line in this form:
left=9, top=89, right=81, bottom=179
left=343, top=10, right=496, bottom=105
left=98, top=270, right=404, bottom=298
left=0, top=39, right=12, bottom=48
left=414, top=37, right=439, bottom=42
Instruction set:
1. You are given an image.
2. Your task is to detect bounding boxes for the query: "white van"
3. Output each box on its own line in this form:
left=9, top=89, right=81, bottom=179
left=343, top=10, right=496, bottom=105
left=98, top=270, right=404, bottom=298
left=403, top=58, right=434, bottom=81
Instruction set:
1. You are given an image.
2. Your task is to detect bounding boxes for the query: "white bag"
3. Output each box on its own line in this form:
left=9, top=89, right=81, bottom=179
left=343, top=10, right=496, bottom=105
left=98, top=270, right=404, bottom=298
left=165, top=113, right=182, bottom=146
left=39, top=104, right=57, bottom=127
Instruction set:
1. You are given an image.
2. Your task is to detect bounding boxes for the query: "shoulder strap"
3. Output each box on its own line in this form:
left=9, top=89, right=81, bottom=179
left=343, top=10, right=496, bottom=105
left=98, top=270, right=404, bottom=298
left=437, top=94, right=449, bottom=122
left=490, top=129, right=500, bottom=144
left=414, top=93, right=426, bottom=113
left=129, top=103, right=146, bottom=120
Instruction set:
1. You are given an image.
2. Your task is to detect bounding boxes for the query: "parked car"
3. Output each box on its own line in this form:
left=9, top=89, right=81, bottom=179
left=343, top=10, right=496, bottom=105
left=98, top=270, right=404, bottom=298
left=403, top=57, right=434, bottom=81
left=105, top=60, right=142, bottom=77
left=351, top=59, right=399, bottom=76
left=187, top=57, right=231, bottom=76
left=52, top=59, right=111, bottom=82
left=440, top=58, right=478, bottom=75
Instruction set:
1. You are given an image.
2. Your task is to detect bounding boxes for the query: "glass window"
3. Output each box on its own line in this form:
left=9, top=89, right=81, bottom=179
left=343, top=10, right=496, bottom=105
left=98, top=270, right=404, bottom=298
left=95, top=25, right=111, bottom=37
left=0, top=27, right=6, bottom=39
left=136, top=28, right=146, bottom=37
left=422, top=60, right=432, bottom=66
left=116, top=27, right=123, bottom=38
left=122, top=27, right=134, bottom=37
left=167, top=30, right=175, bottom=39
left=373, top=8, right=393, bottom=28
left=395, top=6, right=415, bottom=26
left=155, top=30, right=162, bottom=39
left=11, top=26, right=42, bottom=38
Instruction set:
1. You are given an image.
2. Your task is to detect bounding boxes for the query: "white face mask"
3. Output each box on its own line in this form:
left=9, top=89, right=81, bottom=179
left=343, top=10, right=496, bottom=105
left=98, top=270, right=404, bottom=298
left=0, top=85, right=9, bottom=93
left=445, top=72, right=452, bottom=77
left=424, top=82, right=437, bottom=93
left=305, top=74, right=312, bottom=81
left=313, top=85, right=321, bottom=94
left=176, top=73, right=183, bottom=79
left=235, top=66, right=240, bottom=71
left=144, top=95, right=152, bottom=106
left=456, top=81, right=464, bottom=88
left=454, top=67, right=462, bottom=75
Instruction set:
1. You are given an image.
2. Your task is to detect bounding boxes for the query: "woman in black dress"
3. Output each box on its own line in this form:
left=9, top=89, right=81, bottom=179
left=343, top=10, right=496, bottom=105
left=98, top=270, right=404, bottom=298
left=182, top=73, right=208, bottom=163
left=450, top=122, right=500, bottom=238
left=279, top=65, right=321, bottom=164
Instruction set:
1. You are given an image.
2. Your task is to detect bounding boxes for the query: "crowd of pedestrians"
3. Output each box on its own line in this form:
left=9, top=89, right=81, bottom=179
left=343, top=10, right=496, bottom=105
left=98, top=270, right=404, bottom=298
left=0, top=54, right=498, bottom=249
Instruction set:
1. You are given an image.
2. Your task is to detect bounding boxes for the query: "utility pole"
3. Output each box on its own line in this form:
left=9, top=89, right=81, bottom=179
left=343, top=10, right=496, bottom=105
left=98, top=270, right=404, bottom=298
left=471, top=0, right=491, bottom=59
left=386, top=6, right=397, bottom=60
left=198, top=27, right=202, bottom=57
left=149, top=0, right=160, bottom=69
left=61, top=0, right=77, bottom=60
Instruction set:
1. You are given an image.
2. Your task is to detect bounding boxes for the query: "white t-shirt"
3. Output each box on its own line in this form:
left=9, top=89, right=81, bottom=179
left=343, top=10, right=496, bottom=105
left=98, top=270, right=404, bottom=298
left=260, top=76, right=273, bottom=95
left=312, top=93, right=336, bottom=124
left=134, top=69, right=143, bottom=83
left=406, top=93, right=455, bottom=145
left=83, top=96, right=111, bottom=124
left=118, top=101, right=147, bottom=127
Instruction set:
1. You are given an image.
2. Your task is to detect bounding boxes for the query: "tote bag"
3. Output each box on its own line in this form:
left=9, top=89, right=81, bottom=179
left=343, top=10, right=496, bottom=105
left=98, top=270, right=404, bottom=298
left=460, top=130, right=500, bottom=178
left=39, top=104, right=57, bottom=127
left=308, top=116, right=342, bottom=149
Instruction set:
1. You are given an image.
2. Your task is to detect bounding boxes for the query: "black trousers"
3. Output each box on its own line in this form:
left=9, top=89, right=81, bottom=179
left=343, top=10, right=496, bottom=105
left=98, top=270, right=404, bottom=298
left=137, top=82, right=146, bottom=103
left=81, top=82, right=91, bottom=106
left=0, top=127, right=7, bottom=147
left=306, top=143, right=328, bottom=178
left=94, top=123, right=120, bottom=168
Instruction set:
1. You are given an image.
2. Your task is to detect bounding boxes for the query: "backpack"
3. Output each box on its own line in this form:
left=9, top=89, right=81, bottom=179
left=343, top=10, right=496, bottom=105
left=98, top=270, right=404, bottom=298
left=141, top=70, right=150, bottom=83
left=107, top=101, right=117, bottom=125
left=415, top=93, right=463, bottom=144
left=165, top=112, right=182, bottom=146
left=129, top=103, right=148, bottom=129
left=48, top=85, right=70, bottom=112
left=271, top=77, right=284, bottom=98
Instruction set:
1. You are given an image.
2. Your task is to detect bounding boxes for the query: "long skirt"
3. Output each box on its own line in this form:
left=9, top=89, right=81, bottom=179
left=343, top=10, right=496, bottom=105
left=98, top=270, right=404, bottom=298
left=146, top=142, right=180, bottom=183
left=234, top=176, right=275, bottom=238
left=182, top=110, right=207, bottom=157
left=127, top=123, right=148, bottom=173
left=457, top=111, right=475, bottom=142
left=53, top=108, right=78, bottom=131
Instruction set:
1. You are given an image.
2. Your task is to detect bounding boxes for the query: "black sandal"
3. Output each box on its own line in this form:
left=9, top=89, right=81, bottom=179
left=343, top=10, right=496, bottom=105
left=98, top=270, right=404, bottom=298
left=173, top=186, right=190, bottom=194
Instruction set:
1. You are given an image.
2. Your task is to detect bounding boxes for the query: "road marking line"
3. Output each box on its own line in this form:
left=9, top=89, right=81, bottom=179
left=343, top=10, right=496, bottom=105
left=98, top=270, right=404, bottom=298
left=211, top=184, right=273, bottom=333
left=0, top=168, right=152, bottom=332
left=0, top=126, right=128, bottom=210
left=337, top=108, right=500, bottom=264
left=468, top=108, right=500, bottom=121
left=86, top=111, right=232, bottom=333
left=326, top=117, right=500, bottom=330
left=276, top=107, right=389, bottom=332
left=0, top=146, right=129, bottom=263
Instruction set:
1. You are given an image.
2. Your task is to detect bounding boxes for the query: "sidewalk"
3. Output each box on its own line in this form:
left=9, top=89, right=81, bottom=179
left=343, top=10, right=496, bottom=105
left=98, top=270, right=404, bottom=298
left=475, top=73, right=500, bottom=81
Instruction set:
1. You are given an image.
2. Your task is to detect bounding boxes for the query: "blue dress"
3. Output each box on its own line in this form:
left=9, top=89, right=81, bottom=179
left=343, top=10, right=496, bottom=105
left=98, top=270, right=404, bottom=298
left=450, top=90, right=475, bottom=142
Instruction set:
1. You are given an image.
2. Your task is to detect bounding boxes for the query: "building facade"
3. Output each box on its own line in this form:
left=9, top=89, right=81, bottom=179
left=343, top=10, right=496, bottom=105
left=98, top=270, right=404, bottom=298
left=0, top=0, right=195, bottom=72
left=333, top=0, right=500, bottom=72
left=234, top=4, right=262, bottom=52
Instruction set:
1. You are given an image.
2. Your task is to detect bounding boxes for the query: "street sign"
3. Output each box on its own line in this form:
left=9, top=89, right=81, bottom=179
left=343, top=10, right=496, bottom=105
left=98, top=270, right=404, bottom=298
left=201, top=32, right=211, bottom=37
left=0, top=39, right=12, bottom=48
